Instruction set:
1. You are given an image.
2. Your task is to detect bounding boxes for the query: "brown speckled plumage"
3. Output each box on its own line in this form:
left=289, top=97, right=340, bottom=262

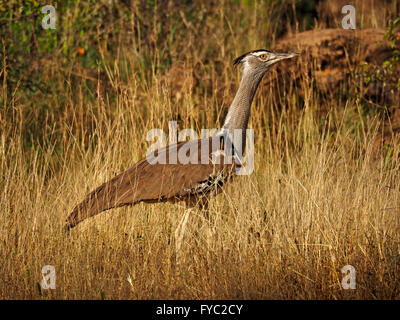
left=65, top=49, right=298, bottom=230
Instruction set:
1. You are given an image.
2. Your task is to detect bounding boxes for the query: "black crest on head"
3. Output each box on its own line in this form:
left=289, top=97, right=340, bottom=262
left=233, top=49, right=271, bottom=66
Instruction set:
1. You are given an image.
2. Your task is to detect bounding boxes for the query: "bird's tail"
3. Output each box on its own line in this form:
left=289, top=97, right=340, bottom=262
left=64, top=181, right=120, bottom=231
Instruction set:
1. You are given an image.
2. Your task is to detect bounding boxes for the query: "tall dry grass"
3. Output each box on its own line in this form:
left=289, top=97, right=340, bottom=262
left=0, top=0, right=399, bottom=299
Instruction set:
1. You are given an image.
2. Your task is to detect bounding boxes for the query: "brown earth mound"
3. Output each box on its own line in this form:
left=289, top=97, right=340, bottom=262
left=274, top=28, right=398, bottom=102
left=273, top=28, right=400, bottom=158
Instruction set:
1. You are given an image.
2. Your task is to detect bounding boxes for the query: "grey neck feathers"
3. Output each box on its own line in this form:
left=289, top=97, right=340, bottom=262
left=221, top=68, right=266, bottom=151
left=222, top=69, right=265, bottom=131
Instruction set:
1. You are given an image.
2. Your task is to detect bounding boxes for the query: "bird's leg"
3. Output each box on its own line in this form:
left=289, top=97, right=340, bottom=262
left=174, top=207, right=191, bottom=276
left=196, top=197, right=217, bottom=259
left=178, top=196, right=215, bottom=268
left=197, top=196, right=210, bottom=220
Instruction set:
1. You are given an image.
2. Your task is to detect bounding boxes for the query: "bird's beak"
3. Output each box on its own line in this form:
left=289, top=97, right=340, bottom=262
left=270, top=52, right=299, bottom=64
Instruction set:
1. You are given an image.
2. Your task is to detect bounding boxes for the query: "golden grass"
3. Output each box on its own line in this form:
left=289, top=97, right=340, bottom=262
left=1, top=75, right=399, bottom=299
left=0, top=0, right=399, bottom=299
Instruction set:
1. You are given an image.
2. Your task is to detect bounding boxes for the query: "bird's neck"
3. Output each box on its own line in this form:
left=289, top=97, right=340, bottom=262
left=220, top=70, right=265, bottom=152
left=222, top=70, right=265, bottom=132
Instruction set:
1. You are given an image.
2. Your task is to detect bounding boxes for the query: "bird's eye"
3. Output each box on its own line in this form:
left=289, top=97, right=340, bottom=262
left=259, top=54, right=268, bottom=60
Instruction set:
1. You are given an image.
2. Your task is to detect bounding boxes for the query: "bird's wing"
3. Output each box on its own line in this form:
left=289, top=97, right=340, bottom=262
left=65, top=136, right=236, bottom=229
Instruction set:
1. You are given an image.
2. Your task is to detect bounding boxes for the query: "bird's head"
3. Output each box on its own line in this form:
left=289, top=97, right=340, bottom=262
left=233, top=49, right=299, bottom=75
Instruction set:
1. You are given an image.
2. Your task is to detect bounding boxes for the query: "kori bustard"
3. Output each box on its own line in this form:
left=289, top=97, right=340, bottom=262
left=65, top=49, right=298, bottom=230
